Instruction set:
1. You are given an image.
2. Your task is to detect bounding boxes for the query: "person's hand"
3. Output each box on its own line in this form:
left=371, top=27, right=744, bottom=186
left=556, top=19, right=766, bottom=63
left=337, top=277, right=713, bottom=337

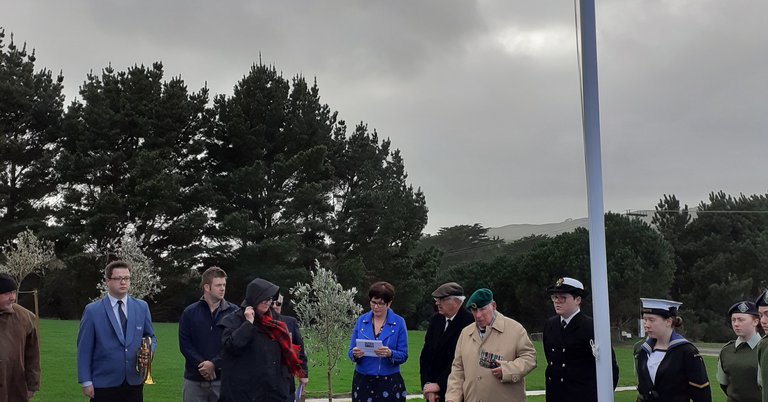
left=82, top=385, right=95, bottom=398
left=198, top=360, right=215, bottom=380
left=244, top=306, right=255, bottom=324
left=352, top=347, right=364, bottom=359
left=299, top=377, right=309, bottom=384
left=423, top=383, right=440, bottom=394
left=374, top=346, right=392, bottom=358
left=491, top=361, right=504, bottom=379
left=27, top=390, right=36, bottom=400
left=425, top=392, right=439, bottom=402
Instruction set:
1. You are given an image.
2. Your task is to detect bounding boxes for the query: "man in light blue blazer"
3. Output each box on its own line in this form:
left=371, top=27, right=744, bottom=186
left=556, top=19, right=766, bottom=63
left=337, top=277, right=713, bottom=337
left=77, top=260, right=156, bottom=402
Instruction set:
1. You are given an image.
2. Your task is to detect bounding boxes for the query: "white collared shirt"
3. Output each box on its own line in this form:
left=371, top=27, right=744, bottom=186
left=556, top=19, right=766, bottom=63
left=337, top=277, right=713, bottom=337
left=107, top=293, right=128, bottom=333
left=444, top=312, right=457, bottom=331
left=561, top=308, right=581, bottom=327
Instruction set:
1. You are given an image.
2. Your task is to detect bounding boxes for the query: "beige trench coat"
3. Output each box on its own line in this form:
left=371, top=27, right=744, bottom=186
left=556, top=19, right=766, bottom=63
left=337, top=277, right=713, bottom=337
left=445, top=311, right=537, bottom=402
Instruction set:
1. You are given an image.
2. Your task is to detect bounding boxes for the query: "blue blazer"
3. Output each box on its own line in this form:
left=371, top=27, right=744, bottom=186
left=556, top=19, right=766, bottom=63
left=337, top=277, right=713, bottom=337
left=77, top=295, right=156, bottom=387
left=347, top=309, right=408, bottom=376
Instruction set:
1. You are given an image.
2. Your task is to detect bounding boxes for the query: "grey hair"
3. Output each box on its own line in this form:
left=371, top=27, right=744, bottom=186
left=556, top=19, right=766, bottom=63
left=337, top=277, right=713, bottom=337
left=450, top=295, right=467, bottom=303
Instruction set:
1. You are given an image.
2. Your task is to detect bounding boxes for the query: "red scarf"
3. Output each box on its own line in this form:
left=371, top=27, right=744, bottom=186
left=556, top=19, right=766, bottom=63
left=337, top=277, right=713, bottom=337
left=259, top=314, right=305, bottom=378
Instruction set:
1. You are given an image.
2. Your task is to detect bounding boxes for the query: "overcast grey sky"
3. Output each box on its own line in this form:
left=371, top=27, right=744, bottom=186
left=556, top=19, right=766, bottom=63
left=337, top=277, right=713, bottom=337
left=5, top=1, right=767, bottom=234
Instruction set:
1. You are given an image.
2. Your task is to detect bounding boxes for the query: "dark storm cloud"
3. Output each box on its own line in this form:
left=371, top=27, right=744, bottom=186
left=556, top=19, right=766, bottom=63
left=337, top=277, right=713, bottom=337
left=5, top=1, right=767, bottom=233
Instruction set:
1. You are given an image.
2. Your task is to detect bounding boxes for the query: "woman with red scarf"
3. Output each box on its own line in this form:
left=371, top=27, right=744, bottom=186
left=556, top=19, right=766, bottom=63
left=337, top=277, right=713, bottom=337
left=218, top=278, right=304, bottom=402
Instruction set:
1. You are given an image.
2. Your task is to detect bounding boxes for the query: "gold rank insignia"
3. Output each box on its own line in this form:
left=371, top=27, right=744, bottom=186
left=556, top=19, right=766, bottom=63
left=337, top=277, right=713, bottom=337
left=556, top=278, right=564, bottom=287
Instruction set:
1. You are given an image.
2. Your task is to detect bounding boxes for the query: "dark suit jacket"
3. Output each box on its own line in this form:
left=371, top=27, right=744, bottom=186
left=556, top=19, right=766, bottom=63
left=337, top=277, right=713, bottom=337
left=419, top=307, right=474, bottom=399
left=76, top=295, right=156, bottom=388
left=543, top=311, right=619, bottom=402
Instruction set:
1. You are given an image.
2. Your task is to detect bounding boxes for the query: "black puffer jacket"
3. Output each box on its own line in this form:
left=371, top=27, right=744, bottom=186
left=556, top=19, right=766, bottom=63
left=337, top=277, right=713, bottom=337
left=218, top=278, right=290, bottom=402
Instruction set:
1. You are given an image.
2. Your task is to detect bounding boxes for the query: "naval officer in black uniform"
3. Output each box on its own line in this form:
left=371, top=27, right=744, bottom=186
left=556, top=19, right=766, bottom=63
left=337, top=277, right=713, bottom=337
left=543, top=277, right=618, bottom=402
left=634, top=298, right=711, bottom=402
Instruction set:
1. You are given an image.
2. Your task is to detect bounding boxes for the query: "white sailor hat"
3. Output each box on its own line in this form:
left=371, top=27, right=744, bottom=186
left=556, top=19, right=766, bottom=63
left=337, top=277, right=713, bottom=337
left=547, top=277, right=586, bottom=297
left=640, top=298, right=682, bottom=318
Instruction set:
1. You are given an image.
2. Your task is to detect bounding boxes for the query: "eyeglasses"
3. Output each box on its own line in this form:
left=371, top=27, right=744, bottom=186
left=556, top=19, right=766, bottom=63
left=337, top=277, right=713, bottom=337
left=370, top=300, right=388, bottom=308
left=433, top=297, right=450, bottom=304
left=550, top=295, right=571, bottom=302
left=273, top=301, right=283, bottom=307
left=109, top=276, right=131, bottom=283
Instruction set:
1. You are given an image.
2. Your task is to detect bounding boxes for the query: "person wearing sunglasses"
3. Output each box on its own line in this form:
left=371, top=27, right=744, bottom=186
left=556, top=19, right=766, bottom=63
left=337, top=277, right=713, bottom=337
left=348, top=281, right=408, bottom=401
left=218, top=278, right=304, bottom=402
left=271, top=293, right=309, bottom=402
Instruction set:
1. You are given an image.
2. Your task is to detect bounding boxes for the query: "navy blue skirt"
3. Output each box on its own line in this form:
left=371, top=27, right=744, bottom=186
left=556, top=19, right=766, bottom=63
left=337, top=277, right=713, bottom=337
left=352, top=371, right=407, bottom=402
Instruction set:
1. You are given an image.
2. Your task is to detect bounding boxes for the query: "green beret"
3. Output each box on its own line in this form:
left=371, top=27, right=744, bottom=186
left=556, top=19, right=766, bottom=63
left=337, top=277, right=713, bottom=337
left=467, top=288, right=493, bottom=309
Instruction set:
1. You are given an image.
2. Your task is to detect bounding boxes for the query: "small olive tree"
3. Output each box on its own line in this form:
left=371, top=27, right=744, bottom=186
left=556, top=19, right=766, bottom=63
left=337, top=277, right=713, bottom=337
left=291, top=265, right=362, bottom=402
left=97, top=230, right=164, bottom=300
left=0, top=229, right=56, bottom=290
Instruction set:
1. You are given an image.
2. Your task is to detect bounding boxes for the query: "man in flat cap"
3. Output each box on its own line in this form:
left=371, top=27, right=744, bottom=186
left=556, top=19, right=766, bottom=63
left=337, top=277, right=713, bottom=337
left=543, top=277, right=618, bottom=402
left=0, top=272, right=40, bottom=402
left=716, top=301, right=761, bottom=402
left=420, top=282, right=474, bottom=402
left=755, top=290, right=768, bottom=401
left=445, top=288, right=536, bottom=402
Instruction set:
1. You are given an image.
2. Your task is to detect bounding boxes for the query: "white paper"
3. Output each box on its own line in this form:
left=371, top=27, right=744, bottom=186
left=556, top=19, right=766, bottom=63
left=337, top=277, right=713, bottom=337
left=295, top=382, right=304, bottom=402
left=356, top=339, right=383, bottom=357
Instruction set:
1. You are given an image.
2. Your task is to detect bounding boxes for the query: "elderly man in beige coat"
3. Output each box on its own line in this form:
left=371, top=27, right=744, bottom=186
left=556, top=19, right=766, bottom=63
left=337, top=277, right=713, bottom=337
left=445, top=288, right=537, bottom=402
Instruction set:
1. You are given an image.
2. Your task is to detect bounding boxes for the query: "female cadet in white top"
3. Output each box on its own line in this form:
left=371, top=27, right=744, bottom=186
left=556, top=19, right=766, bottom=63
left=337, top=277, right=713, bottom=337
left=633, top=298, right=711, bottom=402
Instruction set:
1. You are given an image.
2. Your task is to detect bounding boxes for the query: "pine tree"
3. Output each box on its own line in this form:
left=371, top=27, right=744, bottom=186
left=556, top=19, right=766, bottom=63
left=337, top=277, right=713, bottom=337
left=56, top=62, right=209, bottom=275
left=0, top=29, right=64, bottom=243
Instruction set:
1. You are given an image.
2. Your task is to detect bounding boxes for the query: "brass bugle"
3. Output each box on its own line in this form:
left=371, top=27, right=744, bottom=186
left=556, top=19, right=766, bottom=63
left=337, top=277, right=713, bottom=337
left=137, top=336, right=155, bottom=384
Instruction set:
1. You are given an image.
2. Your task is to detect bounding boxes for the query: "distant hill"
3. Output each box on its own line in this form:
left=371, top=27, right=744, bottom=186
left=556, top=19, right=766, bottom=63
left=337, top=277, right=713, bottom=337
left=488, top=218, right=589, bottom=242
left=488, top=209, right=697, bottom=242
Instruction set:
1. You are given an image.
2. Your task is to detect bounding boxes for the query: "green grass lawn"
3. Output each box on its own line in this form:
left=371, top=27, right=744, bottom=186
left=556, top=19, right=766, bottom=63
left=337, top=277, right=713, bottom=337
left=35, top=319, right=727, bottom=401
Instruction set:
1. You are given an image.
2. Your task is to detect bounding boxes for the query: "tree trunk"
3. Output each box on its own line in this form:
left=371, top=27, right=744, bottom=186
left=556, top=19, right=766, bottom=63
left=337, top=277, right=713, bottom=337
left=327, top=348, right=333, bottom=402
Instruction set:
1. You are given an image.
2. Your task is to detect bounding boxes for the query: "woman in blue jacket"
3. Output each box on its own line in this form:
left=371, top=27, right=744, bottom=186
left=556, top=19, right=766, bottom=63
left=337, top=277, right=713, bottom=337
left=348, top=281, right=409, bottom=402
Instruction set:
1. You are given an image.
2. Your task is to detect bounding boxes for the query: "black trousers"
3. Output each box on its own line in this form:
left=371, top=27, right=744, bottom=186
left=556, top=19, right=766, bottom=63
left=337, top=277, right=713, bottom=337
left=93, top=380, right=143, bottom=402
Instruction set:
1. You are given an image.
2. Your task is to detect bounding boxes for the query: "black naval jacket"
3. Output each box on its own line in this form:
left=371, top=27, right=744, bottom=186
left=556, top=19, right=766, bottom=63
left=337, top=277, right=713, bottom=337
left=634, top=332, right=711, bottom=402
left=543, top=311, right=619, bottom=402
left=419, top=306, right=474, bottom=400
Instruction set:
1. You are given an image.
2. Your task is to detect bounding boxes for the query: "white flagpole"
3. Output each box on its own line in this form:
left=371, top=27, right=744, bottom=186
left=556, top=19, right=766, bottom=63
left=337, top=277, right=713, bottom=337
left=578, top=0, right=615, bottom=401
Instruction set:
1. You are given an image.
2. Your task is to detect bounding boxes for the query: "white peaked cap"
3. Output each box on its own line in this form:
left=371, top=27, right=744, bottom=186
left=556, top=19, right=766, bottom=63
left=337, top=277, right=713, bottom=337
left=562, top=277, right=584, bottom=289
left=640, top=298, right=682, bottom=317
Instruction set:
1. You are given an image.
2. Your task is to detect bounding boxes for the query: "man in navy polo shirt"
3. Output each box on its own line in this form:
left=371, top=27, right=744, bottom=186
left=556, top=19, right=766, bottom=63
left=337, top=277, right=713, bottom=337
left=178, top=266, right=237, bottom=402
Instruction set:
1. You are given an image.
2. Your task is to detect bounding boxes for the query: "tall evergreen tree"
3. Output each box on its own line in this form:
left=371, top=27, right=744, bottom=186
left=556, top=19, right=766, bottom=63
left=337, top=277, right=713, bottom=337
left=55, top=62, right=209, bottom=277
left=673, top=191, right=768, bottom=340
left=0, top=29, right=64, bottom=243
left=203, top=65, right=336, bottom=295
left=328, top=122, right=429, bottom=314
left=652, top=194, right=691, bottom=245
